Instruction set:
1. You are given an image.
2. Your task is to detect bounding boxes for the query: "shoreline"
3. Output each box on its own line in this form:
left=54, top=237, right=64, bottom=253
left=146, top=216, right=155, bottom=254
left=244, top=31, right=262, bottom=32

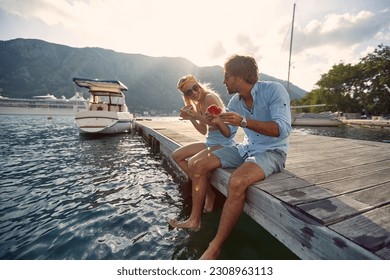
left=340, top=118, right=390, bottom=128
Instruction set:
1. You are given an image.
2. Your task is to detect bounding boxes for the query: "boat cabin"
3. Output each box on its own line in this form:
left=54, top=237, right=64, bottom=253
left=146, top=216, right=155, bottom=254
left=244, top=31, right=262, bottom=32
left=72, top=78, right=129, bottom=113
left=89, top=91, right=127, bottom=113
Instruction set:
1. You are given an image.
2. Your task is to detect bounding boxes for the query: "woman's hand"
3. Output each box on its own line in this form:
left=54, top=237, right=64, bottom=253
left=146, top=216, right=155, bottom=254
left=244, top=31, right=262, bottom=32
left=205, top=112, right=224, bottom=125
left=179, top=105, right=195, bottom=120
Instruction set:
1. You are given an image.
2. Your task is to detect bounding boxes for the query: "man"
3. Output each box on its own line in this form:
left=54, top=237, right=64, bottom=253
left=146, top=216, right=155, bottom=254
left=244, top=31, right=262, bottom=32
left=193, top=54, right=292, bottom=259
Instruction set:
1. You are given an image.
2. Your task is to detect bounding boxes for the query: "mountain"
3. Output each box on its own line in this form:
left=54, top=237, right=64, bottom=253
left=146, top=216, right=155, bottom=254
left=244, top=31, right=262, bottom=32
left=0, top=39, right=306, bottom=115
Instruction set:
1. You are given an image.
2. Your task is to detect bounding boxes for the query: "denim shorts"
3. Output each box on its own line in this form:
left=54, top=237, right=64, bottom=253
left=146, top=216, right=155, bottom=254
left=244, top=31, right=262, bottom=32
left=212, top=146, right=287, bottom=177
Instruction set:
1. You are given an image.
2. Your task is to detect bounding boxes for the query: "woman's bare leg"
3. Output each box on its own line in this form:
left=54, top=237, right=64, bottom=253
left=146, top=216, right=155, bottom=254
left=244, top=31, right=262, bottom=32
left=172, top=142, right=207, bottom=180
left=169, top=147, right=222, bottom=229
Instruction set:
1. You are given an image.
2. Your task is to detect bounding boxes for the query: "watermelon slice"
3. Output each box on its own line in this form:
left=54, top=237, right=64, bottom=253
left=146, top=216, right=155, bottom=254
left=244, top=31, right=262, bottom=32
left=206, top=105, right=222, bottom=116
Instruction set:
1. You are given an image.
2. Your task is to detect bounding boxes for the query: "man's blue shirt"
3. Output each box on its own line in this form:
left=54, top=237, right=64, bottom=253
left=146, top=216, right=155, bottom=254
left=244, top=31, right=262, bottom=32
left=227, top=81, right=292, bottom=157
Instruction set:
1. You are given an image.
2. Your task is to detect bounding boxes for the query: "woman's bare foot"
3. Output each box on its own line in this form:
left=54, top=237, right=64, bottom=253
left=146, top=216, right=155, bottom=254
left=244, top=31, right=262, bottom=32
left=203, top=190, right=215, bottom=213
left=168, top=218, right=201, bottom=231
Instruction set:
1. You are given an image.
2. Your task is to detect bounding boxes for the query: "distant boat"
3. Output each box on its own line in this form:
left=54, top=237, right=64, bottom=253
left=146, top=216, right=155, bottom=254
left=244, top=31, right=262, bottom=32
left=292, top=112, right=342, bottom=127
left=0, top=92, right=88, bottom=116
left=73, top=78, right=134, bottom=134
left=285, top=4, right=341, bottom=128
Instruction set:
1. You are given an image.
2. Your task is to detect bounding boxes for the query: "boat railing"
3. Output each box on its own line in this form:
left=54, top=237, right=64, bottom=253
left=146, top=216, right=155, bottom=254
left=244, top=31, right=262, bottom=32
left=90, top=103, right=108, bottom=111
left=89, top=103, right=125, bottom=112
left=108, top=104, right=123, bottom=112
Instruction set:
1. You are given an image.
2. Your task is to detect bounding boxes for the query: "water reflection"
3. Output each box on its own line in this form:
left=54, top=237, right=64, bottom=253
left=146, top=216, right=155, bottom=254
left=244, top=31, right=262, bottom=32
left=0, top=115, right=298, bottom=260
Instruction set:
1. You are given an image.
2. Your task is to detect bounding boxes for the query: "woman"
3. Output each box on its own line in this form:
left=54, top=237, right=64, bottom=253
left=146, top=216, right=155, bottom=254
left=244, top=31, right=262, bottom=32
left=169, top=75, right=235, bottom=229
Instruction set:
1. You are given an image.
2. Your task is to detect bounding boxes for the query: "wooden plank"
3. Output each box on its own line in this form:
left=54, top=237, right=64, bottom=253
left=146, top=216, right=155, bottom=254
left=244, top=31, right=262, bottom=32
left=329, top=204, right=390, bottom=259
left=287, top=149, right=390, bottom=170
left=300, top=159, right=390, bottom=184
left=349, top=181, right=390, bottom=206
left=286, top=135, right=355, bottom=154
left=274, top=169, right=390, bottom=206
left=287, top=154, right=390, bottom=176
left=273, top=185, right=335, bottom=206
left=156, top=129, right=201, bottom=144
left=136, top=125, right=178, bottom=156
left=318, top=168, right=390, bottom=194
left=297, top=182, right=390, bottom=225
left=257, top=177, right=313, bottom=194
left=286, top=146, right=381, bottom=165
left=298, top=195, right=369, bottom=225
left=287, top=136, right=389, bottom=163
left=287, top=146, right=390, bottom=167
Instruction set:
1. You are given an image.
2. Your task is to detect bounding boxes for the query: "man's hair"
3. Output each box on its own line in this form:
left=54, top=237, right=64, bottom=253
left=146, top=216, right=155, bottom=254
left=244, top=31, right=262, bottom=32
left=224, top=55, right=259, bottom=84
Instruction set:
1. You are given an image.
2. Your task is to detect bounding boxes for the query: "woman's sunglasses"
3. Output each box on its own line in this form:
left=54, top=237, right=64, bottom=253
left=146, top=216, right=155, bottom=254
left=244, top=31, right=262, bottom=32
left=184, top=84, right=200, bottom=97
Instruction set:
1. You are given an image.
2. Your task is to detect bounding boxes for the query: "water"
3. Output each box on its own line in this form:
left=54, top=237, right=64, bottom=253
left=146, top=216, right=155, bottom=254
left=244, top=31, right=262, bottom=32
left=0, top=115, right=298, bottom=260
left=293, top=125, right=390, bottom=143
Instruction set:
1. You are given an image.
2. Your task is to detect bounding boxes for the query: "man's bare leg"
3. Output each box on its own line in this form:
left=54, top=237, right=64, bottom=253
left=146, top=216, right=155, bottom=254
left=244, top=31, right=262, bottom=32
left=200, top=162, right=265, bottom=259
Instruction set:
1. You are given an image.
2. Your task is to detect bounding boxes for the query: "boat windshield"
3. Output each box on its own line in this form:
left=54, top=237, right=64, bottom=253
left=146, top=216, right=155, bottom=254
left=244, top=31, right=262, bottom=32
left=93, top=96, right=110, bottom=104
left=91, top=94, right=125, bottom=105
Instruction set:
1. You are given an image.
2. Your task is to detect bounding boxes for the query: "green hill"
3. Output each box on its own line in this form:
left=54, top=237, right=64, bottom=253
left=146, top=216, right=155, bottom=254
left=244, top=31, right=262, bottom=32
left=0, top=38, right=306, bottom=115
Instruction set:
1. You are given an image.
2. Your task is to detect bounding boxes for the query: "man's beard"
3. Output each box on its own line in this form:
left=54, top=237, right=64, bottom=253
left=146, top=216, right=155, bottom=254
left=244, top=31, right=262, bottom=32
left=226, top=86, right=236, bottom=95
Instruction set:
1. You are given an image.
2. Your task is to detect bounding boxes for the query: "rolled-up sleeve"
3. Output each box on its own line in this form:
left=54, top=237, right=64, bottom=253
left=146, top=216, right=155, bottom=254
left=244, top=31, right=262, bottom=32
left=268, top=83, right=292, bottom=139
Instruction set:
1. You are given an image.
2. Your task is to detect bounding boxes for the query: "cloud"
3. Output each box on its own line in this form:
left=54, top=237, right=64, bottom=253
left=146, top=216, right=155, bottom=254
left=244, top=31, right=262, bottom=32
left=0, top=0, right=74, bottom=25
left=208, top=41, right=226, bottom=61
left=293, top=9, right=390, bottom=53
left=235, top=34, right=260, bottom=55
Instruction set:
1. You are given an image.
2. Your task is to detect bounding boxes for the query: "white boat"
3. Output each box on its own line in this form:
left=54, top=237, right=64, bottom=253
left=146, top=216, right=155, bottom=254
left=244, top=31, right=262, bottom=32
left=73, top=78, right=134, bottom=134
left=0, top=93, right=88, bottom=116
left=285, top=5, right=342, bottom=128
left=292, top=112, right=343, bottom=127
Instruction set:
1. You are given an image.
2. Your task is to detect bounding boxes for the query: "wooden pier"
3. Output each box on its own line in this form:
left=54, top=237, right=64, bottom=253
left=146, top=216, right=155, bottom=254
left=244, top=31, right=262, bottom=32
left=135, top=119, right=390, bottom=260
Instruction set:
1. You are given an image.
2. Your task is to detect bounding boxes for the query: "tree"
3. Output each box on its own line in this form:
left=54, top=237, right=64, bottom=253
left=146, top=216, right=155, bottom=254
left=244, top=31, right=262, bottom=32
left=299, top=45, right=390, bottom=115
left=315, top=62, right=361, bottom=113
left=358, top=44, right=390, bottom=114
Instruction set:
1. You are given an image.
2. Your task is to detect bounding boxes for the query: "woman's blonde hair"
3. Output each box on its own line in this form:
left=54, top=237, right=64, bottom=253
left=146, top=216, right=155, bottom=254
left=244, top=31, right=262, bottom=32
left=177, top=74, right=224, bottom=112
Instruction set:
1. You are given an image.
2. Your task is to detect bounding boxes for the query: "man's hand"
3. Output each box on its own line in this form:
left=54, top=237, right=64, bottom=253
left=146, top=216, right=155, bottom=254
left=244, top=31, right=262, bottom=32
left=219, top=112, right=243, bottom=126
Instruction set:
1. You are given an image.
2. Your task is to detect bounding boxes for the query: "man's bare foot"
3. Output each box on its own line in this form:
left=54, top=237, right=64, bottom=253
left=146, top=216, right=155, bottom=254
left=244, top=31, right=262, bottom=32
left=199, top=244, right=221, bottom=260
left=168, top=218, right=201, bottom=231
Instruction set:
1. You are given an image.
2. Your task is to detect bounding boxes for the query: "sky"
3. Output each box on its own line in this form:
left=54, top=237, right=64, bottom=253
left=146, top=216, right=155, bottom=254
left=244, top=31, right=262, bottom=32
left=0, top=0, right=389, bottom=91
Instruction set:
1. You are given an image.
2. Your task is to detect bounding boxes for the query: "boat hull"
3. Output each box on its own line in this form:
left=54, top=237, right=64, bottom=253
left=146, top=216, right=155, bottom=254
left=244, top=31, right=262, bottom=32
left=291, top=112, right=343, bottom=127
left=75, top=111, right=134, bottom=133
left=292, top=117, right=342, bottom=127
